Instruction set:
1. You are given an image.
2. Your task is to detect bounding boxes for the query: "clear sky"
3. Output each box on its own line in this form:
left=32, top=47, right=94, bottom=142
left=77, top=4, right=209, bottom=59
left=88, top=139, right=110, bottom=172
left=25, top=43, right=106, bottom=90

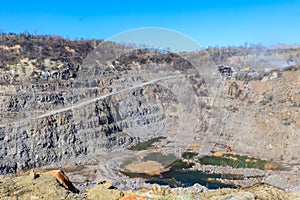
left=0, top=0, right=300, bottom=47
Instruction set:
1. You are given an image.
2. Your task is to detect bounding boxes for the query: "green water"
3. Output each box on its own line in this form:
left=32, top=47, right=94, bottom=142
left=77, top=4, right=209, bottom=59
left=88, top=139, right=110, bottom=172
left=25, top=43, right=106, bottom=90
left=122, top=149, right=277, bottom=189
left=121, top=159, right=235, bottom=189
left=143, top=152, right=177, bottom=166
left=182, top=152, right=199, bottom=159
left=198, top=153, right=269, bottom=169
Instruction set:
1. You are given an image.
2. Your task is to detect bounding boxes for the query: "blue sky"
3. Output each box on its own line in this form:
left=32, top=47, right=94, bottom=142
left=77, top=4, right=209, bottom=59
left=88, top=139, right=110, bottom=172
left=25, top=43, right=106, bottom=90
left=0, top=0, right=300, bottom=47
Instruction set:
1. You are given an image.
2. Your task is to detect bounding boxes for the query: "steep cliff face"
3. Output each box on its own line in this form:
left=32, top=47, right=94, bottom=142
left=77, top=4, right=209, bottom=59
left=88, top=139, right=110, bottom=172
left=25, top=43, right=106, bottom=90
left=217, top=69, right=300, bottom=163
left=0, top=34, right=299, bottom=175
left=0, top=38, right=211, bottom=174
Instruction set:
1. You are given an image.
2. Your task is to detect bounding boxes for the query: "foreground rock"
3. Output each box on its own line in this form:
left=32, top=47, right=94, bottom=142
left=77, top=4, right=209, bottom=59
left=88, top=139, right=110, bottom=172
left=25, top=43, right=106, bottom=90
left=0, top=170, right=82, bottom=199
left=1, top=170, right=300, bottom=200
left=86, top=181, right=124, bottom=200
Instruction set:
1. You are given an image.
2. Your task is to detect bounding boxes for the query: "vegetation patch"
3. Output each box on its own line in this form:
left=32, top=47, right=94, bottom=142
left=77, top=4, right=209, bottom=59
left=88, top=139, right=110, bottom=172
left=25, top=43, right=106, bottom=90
left=129, top=136, right=166, bottom=151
